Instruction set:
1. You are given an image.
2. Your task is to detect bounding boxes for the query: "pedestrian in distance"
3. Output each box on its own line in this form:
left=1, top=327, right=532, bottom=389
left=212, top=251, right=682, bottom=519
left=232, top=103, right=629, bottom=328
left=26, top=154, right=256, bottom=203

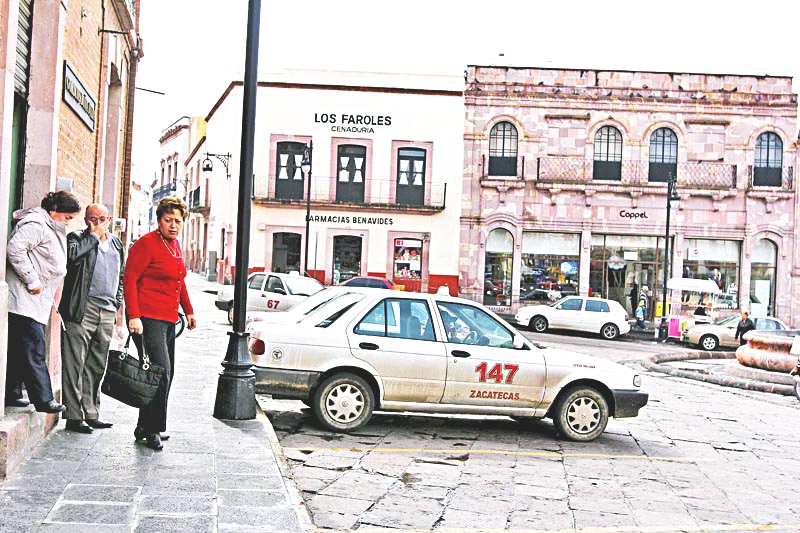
left=735, top=311, right=756, bottom=346
left=638, top=285, right=650, bottom=319
left=634, top=302, right=646, bottom=330
left=628, top=283, right=638, bottom=314
left=59, top=204, right=124, bottom=434
left=5, top=191, right=81, bottom=413
left=123, top=197, right=196, bottom=450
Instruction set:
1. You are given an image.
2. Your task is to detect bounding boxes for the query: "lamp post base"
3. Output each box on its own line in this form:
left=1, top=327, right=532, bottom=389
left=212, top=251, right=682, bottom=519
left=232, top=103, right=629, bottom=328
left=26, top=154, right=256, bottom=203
left=213, top=332, right=257, bottom=420
left=658, top=317, right=669, bottom=342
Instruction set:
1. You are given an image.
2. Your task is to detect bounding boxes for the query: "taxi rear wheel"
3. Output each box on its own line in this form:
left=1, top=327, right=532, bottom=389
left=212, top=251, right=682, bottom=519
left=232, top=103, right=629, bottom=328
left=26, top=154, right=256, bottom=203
left=553, top=386, right=608, bottom=442
left=313, top=373, right=375, bottom=432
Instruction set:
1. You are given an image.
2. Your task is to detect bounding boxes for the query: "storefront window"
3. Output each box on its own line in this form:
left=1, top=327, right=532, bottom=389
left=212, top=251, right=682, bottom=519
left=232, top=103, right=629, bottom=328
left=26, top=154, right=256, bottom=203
left=750, top=239, right=777, bottom=316
left=332, top=235, right=362, bottom=284
left=590, top=235, right=665, bottom=317
left=521, top=233, right=579, bottom=302
left=393, top=238, right=423, bottom=292
left=271, top=232, right=301, bottom=274
left=683, top=239, right=741, bottom=308
left=484, top=228, right=513, bottom=306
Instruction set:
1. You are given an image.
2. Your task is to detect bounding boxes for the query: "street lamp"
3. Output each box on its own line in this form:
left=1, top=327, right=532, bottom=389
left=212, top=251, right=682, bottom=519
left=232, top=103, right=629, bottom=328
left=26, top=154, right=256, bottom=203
left=302, top=141, right=313, bottom=277
left=202, top=152, right=232, bottom=180
left=658, top=172, right=681, bottom=341
left=213, top=0, right=261, bottom=420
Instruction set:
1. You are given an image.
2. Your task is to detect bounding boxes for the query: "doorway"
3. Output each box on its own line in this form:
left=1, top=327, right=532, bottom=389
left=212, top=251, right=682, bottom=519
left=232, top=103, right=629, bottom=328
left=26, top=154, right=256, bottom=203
left=272, top=232, right=301, bottom=274
left=332, top=235, right=362, bottom=284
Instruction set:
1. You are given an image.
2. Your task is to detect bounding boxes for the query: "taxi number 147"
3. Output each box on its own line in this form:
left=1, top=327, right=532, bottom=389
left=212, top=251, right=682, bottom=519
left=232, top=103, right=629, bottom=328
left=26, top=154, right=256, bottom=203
left=474, top=362, right=519, bottom=384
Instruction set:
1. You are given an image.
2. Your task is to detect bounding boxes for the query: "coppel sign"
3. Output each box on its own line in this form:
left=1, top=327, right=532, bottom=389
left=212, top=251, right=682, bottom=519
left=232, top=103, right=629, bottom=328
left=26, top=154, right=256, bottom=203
left=619, top=210, right=648, bottom=219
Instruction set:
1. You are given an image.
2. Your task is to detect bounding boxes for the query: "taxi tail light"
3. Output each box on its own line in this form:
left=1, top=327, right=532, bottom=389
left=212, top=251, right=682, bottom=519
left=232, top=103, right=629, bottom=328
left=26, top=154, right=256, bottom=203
left=250, top=338, right=265, bottom=356
left=392, top=284, right=405, bottom=291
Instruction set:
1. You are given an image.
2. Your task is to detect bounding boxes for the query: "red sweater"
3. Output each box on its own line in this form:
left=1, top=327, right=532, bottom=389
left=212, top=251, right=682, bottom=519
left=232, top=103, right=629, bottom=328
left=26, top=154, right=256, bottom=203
left=124, top=230, right=193, bottom=322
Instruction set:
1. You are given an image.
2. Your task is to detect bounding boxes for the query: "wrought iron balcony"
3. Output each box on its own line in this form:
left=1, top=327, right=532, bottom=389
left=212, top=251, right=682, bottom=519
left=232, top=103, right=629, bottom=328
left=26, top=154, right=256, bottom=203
left=252, top=175, right=447, bottom=211
left=536, top=157, right=738, bottom=189
left=152, top=183, right=175, bottom=203
left=746, top=165, right=794, bottom=190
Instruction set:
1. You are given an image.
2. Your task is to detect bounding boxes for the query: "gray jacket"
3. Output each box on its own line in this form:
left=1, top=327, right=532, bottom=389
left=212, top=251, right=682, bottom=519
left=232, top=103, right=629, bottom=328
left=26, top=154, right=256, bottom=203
left=7, top=207, right=68, bottom=325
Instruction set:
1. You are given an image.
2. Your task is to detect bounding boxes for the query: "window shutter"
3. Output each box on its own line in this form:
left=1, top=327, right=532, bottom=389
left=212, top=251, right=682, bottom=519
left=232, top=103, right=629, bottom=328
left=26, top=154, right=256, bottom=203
left=15, top=0, right=34, bottom=96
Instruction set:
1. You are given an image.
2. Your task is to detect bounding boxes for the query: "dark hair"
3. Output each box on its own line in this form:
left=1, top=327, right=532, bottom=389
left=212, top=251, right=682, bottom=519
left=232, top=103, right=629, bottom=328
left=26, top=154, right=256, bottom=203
left=41, top=190, right=80, bottom=213
left=156, top=196, right=188, bottom=221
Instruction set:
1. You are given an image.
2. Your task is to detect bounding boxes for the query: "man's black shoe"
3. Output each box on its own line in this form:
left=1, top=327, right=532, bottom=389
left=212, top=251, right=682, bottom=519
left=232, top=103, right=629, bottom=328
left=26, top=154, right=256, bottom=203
left=144, top=433, right=163, bottom=451
left=86, top=419, right=113, bottom=429
left=34, top=401, right=66, bottom=414
left=65, top=420, right=93, bottom=434
left=134, top=426, right=170, bottom=441
left=5, top=397, right=30, bottom=408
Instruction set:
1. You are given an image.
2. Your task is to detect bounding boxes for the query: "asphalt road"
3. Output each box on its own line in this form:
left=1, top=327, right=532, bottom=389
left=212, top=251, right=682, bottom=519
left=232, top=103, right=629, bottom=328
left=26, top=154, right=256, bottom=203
left=260, top=329, right=800, bottom=532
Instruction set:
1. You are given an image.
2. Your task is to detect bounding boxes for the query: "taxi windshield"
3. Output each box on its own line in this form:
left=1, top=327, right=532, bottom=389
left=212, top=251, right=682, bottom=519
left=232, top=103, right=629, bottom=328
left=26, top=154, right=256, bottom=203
left=296, top=292, right=364, bottom=324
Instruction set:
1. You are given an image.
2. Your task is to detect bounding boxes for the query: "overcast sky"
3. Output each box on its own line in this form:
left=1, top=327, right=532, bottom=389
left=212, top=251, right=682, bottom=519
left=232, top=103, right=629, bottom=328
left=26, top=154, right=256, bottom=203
left=132, top=0, right=800, bottom=184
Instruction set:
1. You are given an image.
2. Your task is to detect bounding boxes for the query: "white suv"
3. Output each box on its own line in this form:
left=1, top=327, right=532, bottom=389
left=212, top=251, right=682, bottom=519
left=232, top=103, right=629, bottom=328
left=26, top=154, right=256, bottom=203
left=248, top=288, right=647, bottom=442
left=515, top=296, right=631, bottom=340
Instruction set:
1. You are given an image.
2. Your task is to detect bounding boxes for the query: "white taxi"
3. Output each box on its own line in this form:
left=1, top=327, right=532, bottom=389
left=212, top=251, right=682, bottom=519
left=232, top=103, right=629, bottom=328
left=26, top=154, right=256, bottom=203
left=515, top=296, right=631, bottom=340
left=248, top=288, right=647, bottom=441
left=215, top=271, right=323, bottom=324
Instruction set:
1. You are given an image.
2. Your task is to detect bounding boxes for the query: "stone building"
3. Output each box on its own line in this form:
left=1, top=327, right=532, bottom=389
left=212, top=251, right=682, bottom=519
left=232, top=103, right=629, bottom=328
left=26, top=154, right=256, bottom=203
left=461, top=65, right=798, bottom=326
left=0, top=0, right=141, bottom=475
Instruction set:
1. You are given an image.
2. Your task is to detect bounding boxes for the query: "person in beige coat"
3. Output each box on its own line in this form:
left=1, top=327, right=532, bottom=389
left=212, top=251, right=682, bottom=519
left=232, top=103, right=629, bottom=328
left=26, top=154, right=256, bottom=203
left=5, top=191, right=80, bottom=413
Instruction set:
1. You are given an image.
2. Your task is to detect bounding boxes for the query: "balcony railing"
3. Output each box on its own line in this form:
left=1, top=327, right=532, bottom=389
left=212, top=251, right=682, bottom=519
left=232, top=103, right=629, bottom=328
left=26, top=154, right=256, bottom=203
left=747, top=165, right=794, bottom=190
left=188, top=186, right=209, bottom=211
left=253, top=175, right=447, bottom=210
left=536, top=157, right=738, bottom=189
left=152, top=183, right=175, bottom=203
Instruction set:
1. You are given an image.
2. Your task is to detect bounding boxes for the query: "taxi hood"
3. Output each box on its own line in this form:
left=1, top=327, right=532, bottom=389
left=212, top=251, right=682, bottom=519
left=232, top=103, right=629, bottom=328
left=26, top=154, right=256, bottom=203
left=539, top=345, right=632, bottom=374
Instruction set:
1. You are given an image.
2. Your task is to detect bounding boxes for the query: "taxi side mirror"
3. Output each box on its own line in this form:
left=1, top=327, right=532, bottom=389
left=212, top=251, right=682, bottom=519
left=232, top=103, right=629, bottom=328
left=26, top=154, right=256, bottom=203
left=513, top=334, right=529, bottom=350
left=273, top=287, right=286, bottom=295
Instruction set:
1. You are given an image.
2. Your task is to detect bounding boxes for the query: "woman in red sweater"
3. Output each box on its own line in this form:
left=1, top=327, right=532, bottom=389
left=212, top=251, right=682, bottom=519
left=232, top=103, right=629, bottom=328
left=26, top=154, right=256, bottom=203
left=124, top=197, right=196, bottom=450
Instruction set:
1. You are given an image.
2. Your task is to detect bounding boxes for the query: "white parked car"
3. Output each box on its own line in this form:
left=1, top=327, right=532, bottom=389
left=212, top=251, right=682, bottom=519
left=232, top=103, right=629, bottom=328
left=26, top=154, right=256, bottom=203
left=248, top=288, right=648, bottom=442
left=515, top=296, right=631, bottom=340
left=215, top=271, right=323, bottom=324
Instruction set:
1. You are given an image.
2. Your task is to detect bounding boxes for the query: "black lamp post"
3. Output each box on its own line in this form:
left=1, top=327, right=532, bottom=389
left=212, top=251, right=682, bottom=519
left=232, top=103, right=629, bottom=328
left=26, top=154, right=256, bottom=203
left=213, top=0, right=260, bottom=420
left=658, top=172, right=681, bottom=341
left=302, top=141, right=313, bottom=276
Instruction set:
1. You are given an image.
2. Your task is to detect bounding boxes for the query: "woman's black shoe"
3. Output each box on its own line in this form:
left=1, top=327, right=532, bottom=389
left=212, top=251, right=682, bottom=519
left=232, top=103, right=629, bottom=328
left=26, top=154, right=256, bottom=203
left=134, top=426, right=169, bottom=441
left=34, top=401, right=66, bottom=413
left=145, top=433, right=163, bottom=451
left=5, top=397, right=30, bottom=408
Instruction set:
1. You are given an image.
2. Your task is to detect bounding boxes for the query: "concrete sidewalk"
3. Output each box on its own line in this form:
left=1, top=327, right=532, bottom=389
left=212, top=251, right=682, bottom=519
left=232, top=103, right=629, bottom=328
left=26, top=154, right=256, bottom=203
left=0, top=274, right=310, bottom=532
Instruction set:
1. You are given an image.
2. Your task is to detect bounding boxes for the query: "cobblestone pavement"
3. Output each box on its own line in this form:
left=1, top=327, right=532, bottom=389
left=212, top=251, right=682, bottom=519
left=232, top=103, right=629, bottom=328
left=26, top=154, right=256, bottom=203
left=264, top=331, right=800, bottom=532
left=0, top=275, right=308, bottom=533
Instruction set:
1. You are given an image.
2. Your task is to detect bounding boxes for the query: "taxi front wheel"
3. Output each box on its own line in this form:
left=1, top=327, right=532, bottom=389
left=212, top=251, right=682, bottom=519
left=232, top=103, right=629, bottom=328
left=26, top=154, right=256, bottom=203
left=313, top=373, right=375, bottom=432
left=553, top=386, right=609, bottom=442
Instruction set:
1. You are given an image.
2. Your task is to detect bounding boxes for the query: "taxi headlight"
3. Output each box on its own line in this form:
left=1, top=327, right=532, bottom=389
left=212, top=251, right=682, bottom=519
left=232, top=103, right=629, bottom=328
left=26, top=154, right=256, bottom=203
left=633, top=374, right=641, bottom=387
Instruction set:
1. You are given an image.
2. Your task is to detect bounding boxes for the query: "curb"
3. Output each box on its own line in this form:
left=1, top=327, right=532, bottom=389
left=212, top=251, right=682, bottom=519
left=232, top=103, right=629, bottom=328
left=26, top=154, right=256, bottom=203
left=642, top=350, right=795, bottom=396
left=255, top=401, right=314, bottom=532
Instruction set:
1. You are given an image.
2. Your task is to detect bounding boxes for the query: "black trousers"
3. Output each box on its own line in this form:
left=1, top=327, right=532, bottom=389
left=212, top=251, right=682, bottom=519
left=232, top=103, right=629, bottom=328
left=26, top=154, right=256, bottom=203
left=5, top=313, right=55, bottom=405
left=130, top=317, right=175, bottom=433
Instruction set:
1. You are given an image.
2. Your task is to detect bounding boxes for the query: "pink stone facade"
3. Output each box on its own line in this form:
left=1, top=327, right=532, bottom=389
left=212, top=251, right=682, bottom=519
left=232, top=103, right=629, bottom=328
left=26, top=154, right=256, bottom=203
left=461, top=66, right=800, bottom=326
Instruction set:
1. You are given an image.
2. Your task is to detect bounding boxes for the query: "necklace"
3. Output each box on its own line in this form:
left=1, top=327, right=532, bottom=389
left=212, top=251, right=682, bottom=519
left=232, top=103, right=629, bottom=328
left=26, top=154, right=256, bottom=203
left=159, top=234, right=182, bottom=259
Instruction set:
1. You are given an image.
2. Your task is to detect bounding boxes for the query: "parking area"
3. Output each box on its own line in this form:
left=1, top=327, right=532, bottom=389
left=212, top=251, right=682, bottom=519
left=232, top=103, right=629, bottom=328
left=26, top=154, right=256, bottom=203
left=261, top=332, right=800, bottom=531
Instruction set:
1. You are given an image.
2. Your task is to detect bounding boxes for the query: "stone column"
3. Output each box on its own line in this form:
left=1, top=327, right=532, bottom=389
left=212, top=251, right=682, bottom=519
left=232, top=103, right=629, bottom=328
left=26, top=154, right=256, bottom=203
left=0, top=0, right=21, bottom=418
left=579, top=228, right=592, bottom=296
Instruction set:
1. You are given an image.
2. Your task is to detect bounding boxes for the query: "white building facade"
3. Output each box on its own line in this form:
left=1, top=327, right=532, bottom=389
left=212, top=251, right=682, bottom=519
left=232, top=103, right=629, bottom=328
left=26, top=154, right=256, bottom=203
left=204, top=70, right=464, bottom=294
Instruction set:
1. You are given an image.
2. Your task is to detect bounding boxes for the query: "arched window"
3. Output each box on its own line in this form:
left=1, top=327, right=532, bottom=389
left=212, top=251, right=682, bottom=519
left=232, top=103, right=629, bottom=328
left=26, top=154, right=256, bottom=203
left=593, top=126, right=623, bottom=180
left=754, top=132, right=783, bottom=187
left=484, top=228, right=514, bottom=306
left=648, top=127, right=678, bottom=182
left=750, top=239, right=777, bottom=316
left=488, top=121, right=518, bottom=176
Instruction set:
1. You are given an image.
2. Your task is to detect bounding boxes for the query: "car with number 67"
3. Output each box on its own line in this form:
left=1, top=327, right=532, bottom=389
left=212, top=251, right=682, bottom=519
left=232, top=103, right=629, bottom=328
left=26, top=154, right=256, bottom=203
left=247, top=288, right=648, bottom=441
left=215, top=271, right=323, bottom=324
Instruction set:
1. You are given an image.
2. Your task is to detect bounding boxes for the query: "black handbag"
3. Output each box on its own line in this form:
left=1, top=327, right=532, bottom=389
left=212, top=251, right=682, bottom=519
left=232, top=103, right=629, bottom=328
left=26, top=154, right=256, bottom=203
left=101, top=336, right=166, bottom=409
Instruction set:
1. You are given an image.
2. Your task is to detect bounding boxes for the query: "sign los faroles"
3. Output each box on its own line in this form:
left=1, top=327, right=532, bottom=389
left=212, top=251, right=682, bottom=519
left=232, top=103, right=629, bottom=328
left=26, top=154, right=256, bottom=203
left=314, top=112, right=391, bottom=134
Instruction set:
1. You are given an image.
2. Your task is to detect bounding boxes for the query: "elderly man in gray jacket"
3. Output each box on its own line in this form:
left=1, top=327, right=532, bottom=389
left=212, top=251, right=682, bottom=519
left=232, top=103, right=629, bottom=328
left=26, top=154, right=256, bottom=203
left=59, top=204, right=125, bottom=433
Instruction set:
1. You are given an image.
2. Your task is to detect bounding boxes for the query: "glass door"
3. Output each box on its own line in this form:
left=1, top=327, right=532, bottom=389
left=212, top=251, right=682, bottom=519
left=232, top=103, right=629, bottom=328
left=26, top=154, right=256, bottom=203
left=332, top=236, right=362, bottom=284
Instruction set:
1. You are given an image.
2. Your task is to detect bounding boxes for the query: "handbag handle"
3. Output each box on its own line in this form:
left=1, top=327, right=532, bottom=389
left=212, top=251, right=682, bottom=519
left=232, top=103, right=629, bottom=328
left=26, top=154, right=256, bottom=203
left=121, top=335, right=153, bottom=371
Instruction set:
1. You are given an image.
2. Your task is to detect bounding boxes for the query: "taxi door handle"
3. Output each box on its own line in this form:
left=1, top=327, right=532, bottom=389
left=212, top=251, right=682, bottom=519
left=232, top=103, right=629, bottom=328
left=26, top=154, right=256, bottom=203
left=451, top=350, right=471, bottom=358
left=359, top=342, right=379, bottom=350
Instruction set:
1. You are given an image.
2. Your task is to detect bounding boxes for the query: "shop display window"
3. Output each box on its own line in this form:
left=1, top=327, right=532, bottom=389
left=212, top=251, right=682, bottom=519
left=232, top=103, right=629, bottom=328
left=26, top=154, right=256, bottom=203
left=683, top=239, right=741, bottom=309
left=521, top=232, right=580, bottom=302
left=750, top=239, right=777, bottom=316
left=484, top=229, right=513, bottom=306
left=393, top=239, right=422, bottom=281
